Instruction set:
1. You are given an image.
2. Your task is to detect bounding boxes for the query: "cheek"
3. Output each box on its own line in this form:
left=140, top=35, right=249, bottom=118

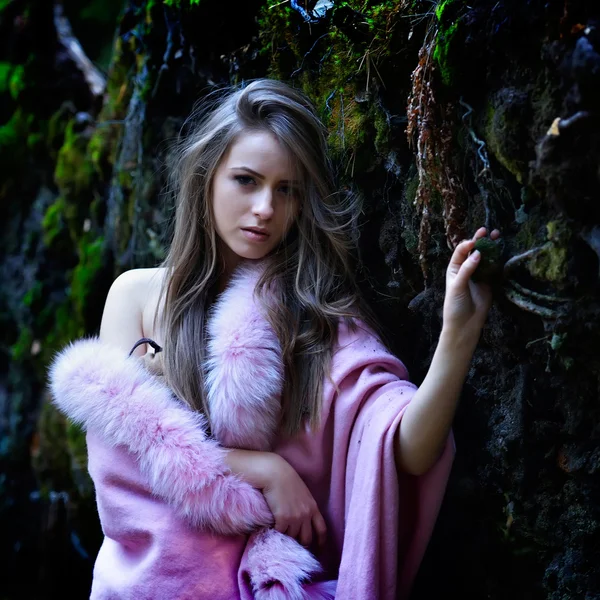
left=213, top=183, right=243, bottom=226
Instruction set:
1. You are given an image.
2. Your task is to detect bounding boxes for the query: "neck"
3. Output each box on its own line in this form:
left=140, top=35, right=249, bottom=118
left=216, top=242, right=242, bottom=294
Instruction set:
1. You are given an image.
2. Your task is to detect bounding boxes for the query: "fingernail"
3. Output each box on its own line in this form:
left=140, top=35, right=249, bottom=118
left=472, top=250, right=481, bottom=261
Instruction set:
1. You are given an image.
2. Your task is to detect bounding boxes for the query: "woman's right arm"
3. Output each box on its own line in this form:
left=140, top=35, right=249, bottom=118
left=225, top=449, right=327, bottom=548
left=99, top=271, right=325, bottom=545
left=99, top=269, right=147, bottom=354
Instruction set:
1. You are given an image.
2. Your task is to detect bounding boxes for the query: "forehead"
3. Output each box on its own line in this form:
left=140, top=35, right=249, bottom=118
left=223, top=130, right=295, bottom=175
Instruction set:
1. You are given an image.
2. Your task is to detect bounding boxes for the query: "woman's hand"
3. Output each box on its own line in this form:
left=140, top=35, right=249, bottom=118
left=224, top=449, right=327, bottom=548
left=260, top=453, right=327, bottom=548
left=443, top=227, right=501, bottom=343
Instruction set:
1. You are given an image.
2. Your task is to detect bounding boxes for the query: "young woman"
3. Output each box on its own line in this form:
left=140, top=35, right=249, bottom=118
left=51, top=79, right=499, bottom=599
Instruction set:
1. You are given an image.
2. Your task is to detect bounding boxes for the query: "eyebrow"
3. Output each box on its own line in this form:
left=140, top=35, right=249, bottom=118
left=230, top=166, right=298, bottom=185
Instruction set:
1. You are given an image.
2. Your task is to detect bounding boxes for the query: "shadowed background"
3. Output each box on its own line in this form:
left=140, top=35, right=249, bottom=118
left=1, top=1, right=599, bottom=598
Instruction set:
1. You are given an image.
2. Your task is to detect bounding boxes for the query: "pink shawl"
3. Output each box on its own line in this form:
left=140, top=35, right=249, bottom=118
left=49, top=262, right=454, bottom=599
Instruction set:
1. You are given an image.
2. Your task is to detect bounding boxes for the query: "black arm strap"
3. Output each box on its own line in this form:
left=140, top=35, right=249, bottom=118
left=128, top=338, right=163, bottom=357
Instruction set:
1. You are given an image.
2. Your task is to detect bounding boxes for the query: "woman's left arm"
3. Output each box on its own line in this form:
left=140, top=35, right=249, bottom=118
left=395, top=227, right=500, bottom=476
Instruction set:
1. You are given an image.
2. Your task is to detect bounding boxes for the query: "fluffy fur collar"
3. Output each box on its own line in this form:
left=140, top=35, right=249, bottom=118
left=205, top=261, right=283, bottom=451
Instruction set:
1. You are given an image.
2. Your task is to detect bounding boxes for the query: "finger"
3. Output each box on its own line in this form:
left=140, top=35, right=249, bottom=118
left=448, top=239, right=475, bottom=275
left=298, top=519, right=313, bottom=547
left=453, top=249, right=481, bottom=289
left=285, top=521, right=300, bottom=540
left=312, top=512, right=327, bottom=547
left=490, top=228, right=501, bottom=240
left=274, top=516, right=287, bottom=534
left=472, top=227, right=487, bottom=241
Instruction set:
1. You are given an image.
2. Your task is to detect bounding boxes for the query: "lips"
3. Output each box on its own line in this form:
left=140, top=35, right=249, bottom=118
left=241, top=227, right=271, bottom=244
left=242, top=227, right=270, bottom=237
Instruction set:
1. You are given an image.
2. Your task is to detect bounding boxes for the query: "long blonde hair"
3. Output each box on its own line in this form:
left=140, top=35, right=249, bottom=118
left=159, top=79, right=376, bottom=436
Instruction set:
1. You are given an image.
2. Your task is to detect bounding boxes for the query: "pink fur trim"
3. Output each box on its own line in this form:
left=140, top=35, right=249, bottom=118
left=302, top=581, right=337, bottom=599
left=48, top=337, right=273, bottom=535
left=206, top=261, right=283, bottom=451
left=245, top=529, right=325, bottom=600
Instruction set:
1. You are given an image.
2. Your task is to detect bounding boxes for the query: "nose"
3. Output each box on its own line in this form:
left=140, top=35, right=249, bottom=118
left=252, top=188, right=275, bottom=220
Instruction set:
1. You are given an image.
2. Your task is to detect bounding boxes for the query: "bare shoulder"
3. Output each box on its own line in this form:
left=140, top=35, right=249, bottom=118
left=99, top=267, right=167, bottom=354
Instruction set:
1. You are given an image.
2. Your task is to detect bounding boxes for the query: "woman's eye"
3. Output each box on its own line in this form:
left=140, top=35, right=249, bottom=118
left=234, top=175, right=255, bottom=186
left=278, top=185, right=297, bottom=197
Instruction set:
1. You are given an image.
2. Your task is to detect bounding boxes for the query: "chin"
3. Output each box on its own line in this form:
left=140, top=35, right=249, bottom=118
left=232, top=244, right=273, bottom=262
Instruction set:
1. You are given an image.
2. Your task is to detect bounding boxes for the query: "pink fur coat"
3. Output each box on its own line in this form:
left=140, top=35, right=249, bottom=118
left=50, top=264, right=332, bottom=599
left=49, top=262, right=455, bottom=600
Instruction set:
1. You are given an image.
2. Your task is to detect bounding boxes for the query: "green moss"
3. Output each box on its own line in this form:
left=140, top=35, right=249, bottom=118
left=27, top=131, right=43, bottom=149
left=0, top=109, right=31, bottom=149
left=23, top=282, right=42, bottom=308
left=257, top=0, right=400, bottom=165
left=163, top=0, right=201, bottom=6
left=70, top=236, right=105, bottom=317
left=0, top=58, right=27, bottom=101
left=257, top=3, right=300, bottom=67
left=54, top=119, right=94, bottom=195
left=432, top=0, right=463, bottom=86
left=8, top=64, right=25, bottom=100
left=327, top=91, right=367, bottom=156
left=0, top=112, right=20, bottom=148
left=43, top=303, right=84, bottom=355
left=435, top=0, right=456, bottom=21
left=404, top=172, right=419, bottom=205
left=527, top=222, right=570, bottom=283
left=0, top=61, right=12, bottom=93
left=546, top=220, right=567, bottom=242
left=472, top=237, right=503, bottom=283
left=145, top=0, right=159, bottom=24
left=373, top=105, right=390, bottom=152
left=88, top=126, right=118, bottom=176
left=433, top=21, right=460, bottom=86
left=400, top=169, right=421, bottom=255
left=11, top=327, right=34, bottom=361
left=89, top=34, right=138, bottom=176
left=484, top=98, right=529, bottom=184
left=42, top=196, right=68, bottom=246
left=0, top=0, right=14, bottom=11
left=102, top=37, right=134, bottom=120
left=117, top=165, right=134, bottom=190
left=46, top=107, right=70, bottom=155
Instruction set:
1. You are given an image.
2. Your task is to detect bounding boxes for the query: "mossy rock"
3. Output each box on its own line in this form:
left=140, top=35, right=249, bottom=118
left=525, top=221, right=571, bottom=285
left=54, top=118, right=95, bottom=196
left=433, top=0, right=464, bottom=87
left=527, top=245, right=568, bottom=284
left=484, top=88, right=532, bottom=184
left=70, top=235, right=106, bottom=317
left=472, top=237, right=503, bottom=283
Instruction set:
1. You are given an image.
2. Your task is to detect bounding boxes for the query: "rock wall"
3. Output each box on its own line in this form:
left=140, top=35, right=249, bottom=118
left=1, top=1, right=598, bottom=597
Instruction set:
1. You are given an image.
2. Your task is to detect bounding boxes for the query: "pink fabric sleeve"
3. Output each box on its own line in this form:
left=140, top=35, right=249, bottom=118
left=275, top=321, right=455, bottom=600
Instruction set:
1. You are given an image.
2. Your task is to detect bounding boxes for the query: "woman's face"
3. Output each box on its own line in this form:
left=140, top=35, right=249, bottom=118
left=211, top=130, right=301, bottom=270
